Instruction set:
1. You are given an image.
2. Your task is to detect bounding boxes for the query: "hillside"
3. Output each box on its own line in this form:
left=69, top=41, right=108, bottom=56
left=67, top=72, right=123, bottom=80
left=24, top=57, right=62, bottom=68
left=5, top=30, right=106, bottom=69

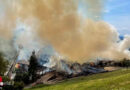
left=25, top=69, right=130, bottom=90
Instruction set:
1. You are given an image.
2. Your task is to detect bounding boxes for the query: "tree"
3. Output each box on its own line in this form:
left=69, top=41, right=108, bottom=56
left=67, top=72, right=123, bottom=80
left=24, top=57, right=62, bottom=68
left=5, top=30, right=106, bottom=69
left=28, top=51, right=39, bottom=82
left=0, top=53, right=8, bottom=75
left=121, top=58, right=130, bottom=68
left=14, top=73, right=30, bottom=85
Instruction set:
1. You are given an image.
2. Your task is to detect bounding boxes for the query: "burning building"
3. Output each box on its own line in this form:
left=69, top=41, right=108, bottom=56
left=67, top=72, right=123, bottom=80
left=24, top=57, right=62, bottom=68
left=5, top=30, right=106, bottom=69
left=15, top=60, right=29, bottom=73
left=0, top=0, right=130, bottom=85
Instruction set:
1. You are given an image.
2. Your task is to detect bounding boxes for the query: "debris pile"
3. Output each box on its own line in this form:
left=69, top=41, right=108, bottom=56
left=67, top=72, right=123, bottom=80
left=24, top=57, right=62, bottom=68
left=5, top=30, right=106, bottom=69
left=34, top=62, right=107, bottom=85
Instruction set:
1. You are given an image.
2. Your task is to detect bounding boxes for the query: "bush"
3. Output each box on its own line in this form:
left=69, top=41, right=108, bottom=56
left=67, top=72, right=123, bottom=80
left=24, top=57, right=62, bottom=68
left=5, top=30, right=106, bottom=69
left=2, top=76, right=10, bottom=82
left=14, top=73, right=30, bottom=85
left=3, top=85, right=14, bottom=90
left=3, top=79, right=24, bottom=90
left=22, top=73, right=30, bottom=84
left=14, top=74, right=23, bottom=82
left=0, top=53, right=9, bottom=75
left=1, top=76, right=14, bottom=90
left=14, top=81, right=24, bottom=90
left=121, top=58, right=130, bottom=67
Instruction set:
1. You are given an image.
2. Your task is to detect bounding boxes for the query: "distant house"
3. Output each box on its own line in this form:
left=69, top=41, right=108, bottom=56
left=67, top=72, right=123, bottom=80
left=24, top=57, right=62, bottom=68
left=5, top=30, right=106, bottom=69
left=15, top=60, right=29, bottom=73
left=6, top=60, right=29, bottom=80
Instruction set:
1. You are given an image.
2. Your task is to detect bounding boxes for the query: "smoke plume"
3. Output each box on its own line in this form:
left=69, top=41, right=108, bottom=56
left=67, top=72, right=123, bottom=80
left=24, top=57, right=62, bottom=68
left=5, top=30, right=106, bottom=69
left=0, top=0, right=130, bottom=63
left=0, top=0, right=17, bottom=38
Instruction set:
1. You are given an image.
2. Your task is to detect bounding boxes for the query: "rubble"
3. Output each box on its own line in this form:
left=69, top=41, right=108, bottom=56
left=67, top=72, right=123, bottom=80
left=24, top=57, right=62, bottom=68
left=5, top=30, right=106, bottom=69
left=35, top=71, right=67, bottom=84
left=34, top=65, right=107, bottom=85
left=28, top=59, right=123, bottom=86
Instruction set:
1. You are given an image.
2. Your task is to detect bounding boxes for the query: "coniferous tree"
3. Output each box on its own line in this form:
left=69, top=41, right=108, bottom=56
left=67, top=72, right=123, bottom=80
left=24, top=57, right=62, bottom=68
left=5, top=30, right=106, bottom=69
left=28, top=51, right=39, bottom=82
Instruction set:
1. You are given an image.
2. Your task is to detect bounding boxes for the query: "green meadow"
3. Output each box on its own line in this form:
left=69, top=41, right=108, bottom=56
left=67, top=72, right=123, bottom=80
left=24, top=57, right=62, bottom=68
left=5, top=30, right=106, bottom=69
left=25, top=69, right=130, bottom=90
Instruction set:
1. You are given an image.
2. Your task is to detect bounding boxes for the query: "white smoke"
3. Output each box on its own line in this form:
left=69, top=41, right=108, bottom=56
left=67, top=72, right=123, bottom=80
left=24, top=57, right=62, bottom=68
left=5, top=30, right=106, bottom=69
left=119, top=35, right=130, bottom=56
left=13, top=19, right=44, bottom=61
left=0, top=37, right=16, bottom=60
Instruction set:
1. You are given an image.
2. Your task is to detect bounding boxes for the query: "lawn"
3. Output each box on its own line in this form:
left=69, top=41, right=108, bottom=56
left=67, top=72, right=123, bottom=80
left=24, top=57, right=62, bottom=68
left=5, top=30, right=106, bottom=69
left=25, top=69, right=130, bottom=90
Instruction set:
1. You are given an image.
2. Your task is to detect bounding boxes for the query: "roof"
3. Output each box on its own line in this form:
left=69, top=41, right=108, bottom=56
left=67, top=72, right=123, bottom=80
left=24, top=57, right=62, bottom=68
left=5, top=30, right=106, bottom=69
left=17, top=60, right=29, bottom=65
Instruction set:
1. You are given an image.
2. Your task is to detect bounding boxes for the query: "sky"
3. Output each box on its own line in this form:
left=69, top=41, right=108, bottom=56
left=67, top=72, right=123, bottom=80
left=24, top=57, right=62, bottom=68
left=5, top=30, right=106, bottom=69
left=104, top=0, right=130, bottom=35
left=78, top=0, right=130, bottom=36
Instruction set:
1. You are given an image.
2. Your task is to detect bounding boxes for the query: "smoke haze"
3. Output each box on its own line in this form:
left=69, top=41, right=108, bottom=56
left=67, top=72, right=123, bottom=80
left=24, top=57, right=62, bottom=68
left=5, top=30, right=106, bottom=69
left=0, top=0, right=130, bottom=63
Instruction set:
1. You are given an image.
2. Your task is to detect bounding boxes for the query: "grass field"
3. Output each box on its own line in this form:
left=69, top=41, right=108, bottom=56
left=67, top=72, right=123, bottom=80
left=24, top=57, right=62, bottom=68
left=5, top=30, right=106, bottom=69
left=25, top=69, right=130, bottom=90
